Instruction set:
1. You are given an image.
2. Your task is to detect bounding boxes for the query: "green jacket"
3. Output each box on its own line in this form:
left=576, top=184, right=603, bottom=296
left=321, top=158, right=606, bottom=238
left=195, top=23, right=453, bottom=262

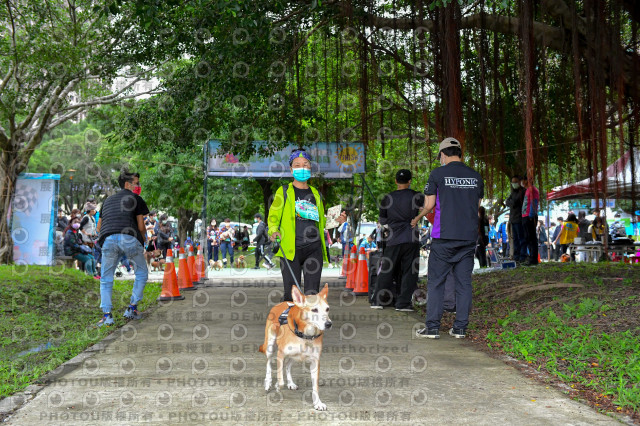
left=267, top=184, right=328, bottom=263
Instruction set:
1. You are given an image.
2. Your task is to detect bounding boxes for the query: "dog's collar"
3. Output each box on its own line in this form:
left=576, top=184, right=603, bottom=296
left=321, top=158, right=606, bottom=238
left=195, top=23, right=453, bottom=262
left=279, top=304, right=323, bottom=340
left=292, top=319, right=323, bottom=340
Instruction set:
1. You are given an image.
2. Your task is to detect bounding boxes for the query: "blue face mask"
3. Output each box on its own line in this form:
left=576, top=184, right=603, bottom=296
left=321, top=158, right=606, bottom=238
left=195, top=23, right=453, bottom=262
left=292, top=167, right=311, bottom=182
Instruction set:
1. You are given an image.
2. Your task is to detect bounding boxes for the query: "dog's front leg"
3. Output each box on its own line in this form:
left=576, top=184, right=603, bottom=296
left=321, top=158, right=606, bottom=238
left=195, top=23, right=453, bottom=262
left=285, top=357, right=297, bottom=390
left=310, top=358, right=326, bottom=410
left=276, top=350, right=285, bottom=391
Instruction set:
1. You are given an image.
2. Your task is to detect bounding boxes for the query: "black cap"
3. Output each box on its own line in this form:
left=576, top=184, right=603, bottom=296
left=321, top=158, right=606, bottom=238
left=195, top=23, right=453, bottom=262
left=254, top=213, right=263, bottom=220
left=396, top=169, right=412, bottom=184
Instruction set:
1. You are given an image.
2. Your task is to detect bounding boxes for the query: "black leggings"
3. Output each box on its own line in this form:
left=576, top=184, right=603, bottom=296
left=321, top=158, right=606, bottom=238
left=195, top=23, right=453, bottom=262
left=280, top=241, right=323, bottom=302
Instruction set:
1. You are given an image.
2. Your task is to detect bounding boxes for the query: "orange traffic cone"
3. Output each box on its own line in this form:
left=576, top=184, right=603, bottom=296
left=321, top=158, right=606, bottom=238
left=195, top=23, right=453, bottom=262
left=340, top=247, right=349, bottom=278
left=157, top=250, right=185, bottom=301
left=177, top=248, right=195, bottom=291
left=346, top=245, right=358, bottom=290
left=195, top=246, right=207, bottom=283
left=187, top=245, right=198, bottom=284
left=353, top=247, right=369, bottom=296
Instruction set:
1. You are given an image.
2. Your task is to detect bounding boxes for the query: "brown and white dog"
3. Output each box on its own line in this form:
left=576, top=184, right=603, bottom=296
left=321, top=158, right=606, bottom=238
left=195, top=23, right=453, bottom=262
left=259, top=283, right=332, bottom=410
left=144, top=249, right=162, bottom=265
left=209, top=259, right=223, bottom=271
left=234, top=255, right=246, bottom=269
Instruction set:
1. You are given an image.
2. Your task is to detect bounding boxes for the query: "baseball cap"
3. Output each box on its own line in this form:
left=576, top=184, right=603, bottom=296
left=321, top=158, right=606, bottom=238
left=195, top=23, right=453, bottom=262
left=395, top=169, right=412, bottom=183
left=437, top=137, right=461, bottom=159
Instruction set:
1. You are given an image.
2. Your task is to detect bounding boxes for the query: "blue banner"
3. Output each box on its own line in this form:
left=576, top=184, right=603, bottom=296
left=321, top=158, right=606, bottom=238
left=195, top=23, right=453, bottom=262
left=11, top=173, right=60, bottom=265
left=206, top=141, right=366, bottom=179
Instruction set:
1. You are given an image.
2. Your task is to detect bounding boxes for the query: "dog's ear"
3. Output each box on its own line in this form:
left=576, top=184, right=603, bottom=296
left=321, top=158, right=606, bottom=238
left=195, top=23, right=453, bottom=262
left=292, top=285, right=305, bottom=307
left=319, top=283, right=329, bottom=299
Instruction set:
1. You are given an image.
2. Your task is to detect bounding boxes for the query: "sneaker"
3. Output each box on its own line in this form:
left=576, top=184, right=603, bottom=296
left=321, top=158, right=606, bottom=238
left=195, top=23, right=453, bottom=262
left=127, top=269, right=135, bottom=275
left=370, top=305, right=383, bottom=310
left=96, top=313, right=114, bottom=327
left=123, top=306, right=143, bottom=320
left=253, top=266, right=260, bottom=269
left=93, top=275, right=100, bottom=280
left=416, top=328, right=439, bottom=339
left=395, top=307, right=414, bottom=312
left=444, top=306, right=456, bottom=314
left=449, top=328, right=466, bottom=338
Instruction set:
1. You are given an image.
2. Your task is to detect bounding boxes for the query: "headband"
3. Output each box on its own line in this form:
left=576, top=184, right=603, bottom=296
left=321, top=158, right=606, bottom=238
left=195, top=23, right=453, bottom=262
left=289, top=150, right=312, bottom=165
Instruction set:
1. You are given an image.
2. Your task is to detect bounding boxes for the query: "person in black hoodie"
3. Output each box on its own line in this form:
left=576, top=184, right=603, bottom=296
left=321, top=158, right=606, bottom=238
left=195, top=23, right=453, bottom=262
left=504, top=175, right=527, bottom=262
left=253, top=213, right=274, bottom=269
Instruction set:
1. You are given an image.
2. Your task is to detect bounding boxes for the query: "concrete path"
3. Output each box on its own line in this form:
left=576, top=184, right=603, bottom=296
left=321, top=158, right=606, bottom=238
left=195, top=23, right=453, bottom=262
left=4, top=272, right=621, bottom=425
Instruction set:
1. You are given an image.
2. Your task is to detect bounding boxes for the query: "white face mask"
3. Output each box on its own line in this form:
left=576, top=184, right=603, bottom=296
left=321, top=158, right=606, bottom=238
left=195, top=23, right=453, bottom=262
left=511, top=182, right=520, bottom=189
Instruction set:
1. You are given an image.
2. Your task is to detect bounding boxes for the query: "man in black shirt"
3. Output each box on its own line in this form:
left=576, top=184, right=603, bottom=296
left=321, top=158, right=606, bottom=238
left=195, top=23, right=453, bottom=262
left=411, top=138, right=484, bottom=339
left=95, top=171, right=150, bottom=327
left=371, top=169, right=425, bottom=311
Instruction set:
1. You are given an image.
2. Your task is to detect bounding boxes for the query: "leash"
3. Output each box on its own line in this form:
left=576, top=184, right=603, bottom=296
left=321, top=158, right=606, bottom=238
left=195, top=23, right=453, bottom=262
left=272, top=237, right=303, bottom=293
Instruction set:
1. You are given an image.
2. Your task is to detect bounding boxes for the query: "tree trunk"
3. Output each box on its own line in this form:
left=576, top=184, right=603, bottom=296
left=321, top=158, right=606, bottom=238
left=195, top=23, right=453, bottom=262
left=0, top=151, right=27, bottom=264
left=177, top=207, right=198, bottom=247
left=441, top=1, right=466, bottom=147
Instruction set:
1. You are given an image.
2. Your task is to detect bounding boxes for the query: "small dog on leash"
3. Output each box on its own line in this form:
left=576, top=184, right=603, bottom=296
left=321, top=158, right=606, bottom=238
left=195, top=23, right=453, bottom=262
left=144, top=249, right=162, bottom=265
left=259, top=284, right=332, bottom=410
left=209, top=259, right=223, bottom=271
left=150, top=259, right=165, bottom=272
left=234, top=255, right=246, bottom=269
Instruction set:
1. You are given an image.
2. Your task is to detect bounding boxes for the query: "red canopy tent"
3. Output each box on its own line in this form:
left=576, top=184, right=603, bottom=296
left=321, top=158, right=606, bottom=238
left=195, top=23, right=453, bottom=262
left=547, top=150, right=640, bottom=201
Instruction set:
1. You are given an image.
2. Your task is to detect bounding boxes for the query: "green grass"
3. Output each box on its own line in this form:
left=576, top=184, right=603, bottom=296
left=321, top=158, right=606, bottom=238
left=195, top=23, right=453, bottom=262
left=470, top=263, right=640, bottom=417
left=0, top=265, right=161, bottom=398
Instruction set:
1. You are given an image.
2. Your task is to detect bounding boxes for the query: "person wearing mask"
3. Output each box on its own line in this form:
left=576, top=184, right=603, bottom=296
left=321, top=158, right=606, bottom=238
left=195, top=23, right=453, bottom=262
left=589, top=216, right=606, bottom=244
left=412, top=137, right=484, bottom=339
left=521, top=175, right=540, bottom=265
left=253, top=213, right=274, bottom=269
left=559, top=213, right=580, bottom=261
left=64, top=216, right=99, bottom=278
left=219, top=221, right=235, bottom=267
left=497, top=213, right=509, bottom=257
left=81, top=202, right=100, bottom=265
left=96, top=171, right=149, bottom=327
left=476, top=206, right=490, bottom=268
left=505, top=175, right=526, bottom=262
left=268, top=149, right=327, bottom=302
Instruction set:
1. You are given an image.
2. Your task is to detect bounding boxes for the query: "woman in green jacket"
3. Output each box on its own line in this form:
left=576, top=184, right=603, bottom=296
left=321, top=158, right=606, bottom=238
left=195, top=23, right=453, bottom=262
left=268, top=149, right=328, bottom=302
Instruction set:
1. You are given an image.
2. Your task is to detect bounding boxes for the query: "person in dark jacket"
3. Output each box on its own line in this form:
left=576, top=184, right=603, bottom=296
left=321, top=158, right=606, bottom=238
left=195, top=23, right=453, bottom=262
left=476, top=206, right=489, bottom=268
left=157, top=221, right=174, bottom=258
left=253, top=213, right=274, bottom=269
left=64, top=216, right=99, bottom=278
left=504, top=175, right=526, bottom=261
left=371, top=169, right=424, bottom=310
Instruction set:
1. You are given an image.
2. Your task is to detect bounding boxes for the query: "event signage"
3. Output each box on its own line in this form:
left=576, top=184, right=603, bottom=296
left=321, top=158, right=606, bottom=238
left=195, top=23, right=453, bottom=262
left=10, top=173, right=60, bottom=265
left=207, top=141, right=365, bottom=179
